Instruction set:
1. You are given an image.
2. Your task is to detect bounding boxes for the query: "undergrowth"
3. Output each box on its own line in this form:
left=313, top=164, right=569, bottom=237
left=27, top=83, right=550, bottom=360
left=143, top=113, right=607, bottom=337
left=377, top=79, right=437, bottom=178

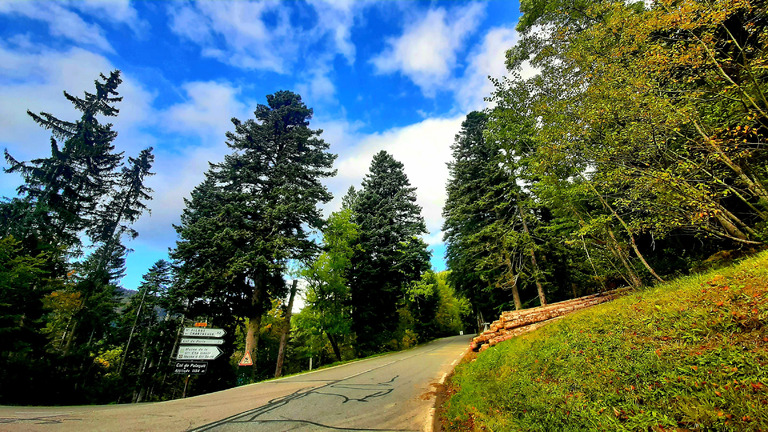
left=442, top=251, right=768, bottom=431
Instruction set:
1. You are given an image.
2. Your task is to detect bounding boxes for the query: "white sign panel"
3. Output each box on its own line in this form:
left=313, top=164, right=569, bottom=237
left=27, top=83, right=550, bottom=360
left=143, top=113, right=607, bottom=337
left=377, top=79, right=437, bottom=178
left=177, top=346, right=223, bottom=360
left=183, top=327, right=226, bottom=338
left=181, top=338, right=224, bottom=345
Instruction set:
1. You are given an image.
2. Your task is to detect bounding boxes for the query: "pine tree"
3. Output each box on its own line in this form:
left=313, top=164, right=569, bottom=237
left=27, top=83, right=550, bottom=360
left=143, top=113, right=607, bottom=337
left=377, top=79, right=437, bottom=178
left=349, top=151, right=430, bottom=355
left=89, top=148, right=154, bottom=277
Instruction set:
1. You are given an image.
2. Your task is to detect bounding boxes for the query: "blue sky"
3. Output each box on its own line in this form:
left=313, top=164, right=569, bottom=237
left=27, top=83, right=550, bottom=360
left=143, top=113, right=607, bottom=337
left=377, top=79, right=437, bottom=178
left=0, top=0, right=526, bottom=291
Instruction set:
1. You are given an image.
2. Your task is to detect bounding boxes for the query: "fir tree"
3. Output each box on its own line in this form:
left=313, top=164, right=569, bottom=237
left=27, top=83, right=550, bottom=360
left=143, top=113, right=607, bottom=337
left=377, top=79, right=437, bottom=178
left=172, top=91, right=336, bottom=381
left=4, top=71, right=125, bottom=251
left=349, top=151, right=430, bottom=355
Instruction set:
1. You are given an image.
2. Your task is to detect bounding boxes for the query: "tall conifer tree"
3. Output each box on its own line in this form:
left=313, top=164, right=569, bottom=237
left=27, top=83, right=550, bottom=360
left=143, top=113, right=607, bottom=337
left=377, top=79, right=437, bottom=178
left=349, top=151, right=430, bottom=355
left=172, top=91, right=336, bottom=380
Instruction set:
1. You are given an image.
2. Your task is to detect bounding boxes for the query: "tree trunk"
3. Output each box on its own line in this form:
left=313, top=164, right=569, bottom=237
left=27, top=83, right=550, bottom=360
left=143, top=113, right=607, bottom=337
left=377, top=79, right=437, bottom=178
left=476, top=309, right=485, bottom=333
left=245, top=275, right=265, bottom=381
left=275, top=280, right=298, bottom=378
left=516, top=202, right=547, bottom=306
left=606, top=228, right=643, bottom=289
left=119, top=286, right=149, bottom=374
left=581, top=174, right=664, bottom=283
left=245, top=314, right=262, bottom=381
left=504, top=254, right=522, bottom=310
left=326, top=332, right=342, bottom=362
left=63, top=319, right=78, bottom=356
left=693, top=120, right=768, bottom=202
left=511, top=277, right=523, bottom=310
left=715, top=213, right=750, bottom=240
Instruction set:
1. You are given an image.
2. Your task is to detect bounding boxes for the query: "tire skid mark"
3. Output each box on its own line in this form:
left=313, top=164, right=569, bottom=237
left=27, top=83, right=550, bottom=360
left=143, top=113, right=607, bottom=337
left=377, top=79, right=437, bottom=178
left=190, top=344, right=447, bottom=431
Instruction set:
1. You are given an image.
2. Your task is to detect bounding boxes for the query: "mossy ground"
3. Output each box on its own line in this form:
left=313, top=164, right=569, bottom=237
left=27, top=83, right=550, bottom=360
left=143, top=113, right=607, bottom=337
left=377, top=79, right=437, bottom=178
left=441, top=251, right=768, bottom=431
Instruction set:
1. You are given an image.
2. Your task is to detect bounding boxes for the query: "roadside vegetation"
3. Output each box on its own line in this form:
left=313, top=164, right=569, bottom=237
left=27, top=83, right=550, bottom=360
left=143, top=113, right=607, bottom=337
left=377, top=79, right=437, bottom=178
left=442, top=251, right=768, bottom=431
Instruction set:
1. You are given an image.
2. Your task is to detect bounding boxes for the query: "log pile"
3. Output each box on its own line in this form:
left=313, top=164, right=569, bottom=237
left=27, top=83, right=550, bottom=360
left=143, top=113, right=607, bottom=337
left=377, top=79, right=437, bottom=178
left=470, top=288, right=630, bottom=352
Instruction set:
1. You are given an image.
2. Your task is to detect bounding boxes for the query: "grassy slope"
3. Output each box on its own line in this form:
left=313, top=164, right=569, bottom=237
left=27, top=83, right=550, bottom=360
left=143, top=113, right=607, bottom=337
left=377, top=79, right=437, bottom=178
left=442, top=251, right=768, bottom=431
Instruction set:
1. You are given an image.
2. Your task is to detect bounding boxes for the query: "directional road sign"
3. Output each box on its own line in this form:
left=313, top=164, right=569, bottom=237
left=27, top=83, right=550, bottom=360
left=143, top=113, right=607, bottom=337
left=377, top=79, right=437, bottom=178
left=182, top=327, right=225, bottom=338
left=174, top=361, right=208, bottom=375
left=180, top=338, right=224, bottom=345
left=177, top=345, right=223, bottom=360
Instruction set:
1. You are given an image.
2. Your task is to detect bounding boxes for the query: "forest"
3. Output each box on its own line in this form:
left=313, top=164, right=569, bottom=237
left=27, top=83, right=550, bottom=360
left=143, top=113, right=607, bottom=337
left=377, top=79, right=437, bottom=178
left=1, top=0, right=766, bottom=406
left=0, top=76, right=468, bottom=404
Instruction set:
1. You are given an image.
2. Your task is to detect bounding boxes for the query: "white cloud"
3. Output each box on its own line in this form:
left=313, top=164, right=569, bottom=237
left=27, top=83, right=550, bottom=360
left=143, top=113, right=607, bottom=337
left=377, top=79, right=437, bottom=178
left=455, top=27, right=520, bottom=112
left=162, top=81, right=250, bottom=140
left=167, top=1, right=293, bottom=73
left=0, top=43, right=154, bottom=161
left=167, top=1, right=368, bottom=74
left=371, top=2, right=485, bottom=96
left=322, top=115, right=465, bottom=245
left=295, top=54, right=338, bottom=105
left=68, top=0, right=149, bottom=36
left=309, top=0, right=362, bottom=64
left=0, top=1, right=113, bottom=52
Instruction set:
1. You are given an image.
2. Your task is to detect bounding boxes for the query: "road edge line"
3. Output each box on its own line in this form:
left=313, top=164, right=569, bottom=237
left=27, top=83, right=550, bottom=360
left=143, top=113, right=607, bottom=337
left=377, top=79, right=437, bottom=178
left=424, top=407, right=436, bottom=432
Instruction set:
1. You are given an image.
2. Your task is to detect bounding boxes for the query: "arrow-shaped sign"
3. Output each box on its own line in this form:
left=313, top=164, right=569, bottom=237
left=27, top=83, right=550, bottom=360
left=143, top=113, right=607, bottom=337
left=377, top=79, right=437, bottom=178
left=181, top=338, right=224, bottom=345
left=183, top=327, right=226, bottom=338
left=177, top=346, right=223, bottom=360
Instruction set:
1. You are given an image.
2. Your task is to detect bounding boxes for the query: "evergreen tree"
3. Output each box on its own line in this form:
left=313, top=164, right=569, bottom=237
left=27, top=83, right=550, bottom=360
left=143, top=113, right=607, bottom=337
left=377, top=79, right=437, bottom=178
left=89, top=148, right=154, bottom=276
left=172, top=91, right=336, bottom=381
left=349, top=151, right=430, bottom=355
left=443, top=111, right=507, bottom=323
left=0, top=71, right=155, bottom=403
left=4, top=71, right=125, bottom=252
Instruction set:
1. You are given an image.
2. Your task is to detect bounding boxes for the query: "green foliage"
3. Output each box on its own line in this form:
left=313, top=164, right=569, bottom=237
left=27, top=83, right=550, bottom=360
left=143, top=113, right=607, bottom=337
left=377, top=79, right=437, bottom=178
left=443, top=251, right=768, bottom=431
left=299, top=208, right=358, bottom=361
left=116, top=260, right=181, bottom=403
left=443, top=111, right=520, bottom=326
left=447, top=0, right=768, bottom=319
left=0, top=236, right=54, bottom=357
left=403, top=271, right=470, bottom=343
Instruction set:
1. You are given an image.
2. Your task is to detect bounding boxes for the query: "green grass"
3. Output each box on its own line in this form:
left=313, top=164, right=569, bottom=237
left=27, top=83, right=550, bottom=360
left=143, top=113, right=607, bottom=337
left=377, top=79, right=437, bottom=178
left=442, top=251, right=768, bottom=431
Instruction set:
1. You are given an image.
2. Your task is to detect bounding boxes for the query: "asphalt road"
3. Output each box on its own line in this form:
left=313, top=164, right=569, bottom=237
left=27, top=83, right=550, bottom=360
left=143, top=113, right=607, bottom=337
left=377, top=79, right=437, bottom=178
left=0, top=335, right=472, bottom=432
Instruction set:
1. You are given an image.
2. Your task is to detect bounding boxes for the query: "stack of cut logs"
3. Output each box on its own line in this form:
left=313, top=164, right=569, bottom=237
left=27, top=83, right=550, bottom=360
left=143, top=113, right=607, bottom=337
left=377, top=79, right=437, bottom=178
left=470, top=288, right=629, bottom=352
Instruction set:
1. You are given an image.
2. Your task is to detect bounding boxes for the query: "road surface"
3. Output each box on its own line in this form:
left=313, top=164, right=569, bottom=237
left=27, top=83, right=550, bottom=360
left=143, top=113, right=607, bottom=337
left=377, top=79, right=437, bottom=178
left=0, top=335, right=471, bottom=431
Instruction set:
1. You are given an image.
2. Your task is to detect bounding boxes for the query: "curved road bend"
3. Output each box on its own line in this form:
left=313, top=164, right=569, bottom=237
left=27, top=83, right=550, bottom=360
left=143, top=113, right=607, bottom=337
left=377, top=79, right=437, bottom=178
left=0, top=335, right=472, bottom=432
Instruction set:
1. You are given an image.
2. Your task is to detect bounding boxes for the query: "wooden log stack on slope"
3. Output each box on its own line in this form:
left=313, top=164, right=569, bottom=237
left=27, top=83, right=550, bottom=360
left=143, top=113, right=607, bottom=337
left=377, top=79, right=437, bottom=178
left=470, top=289, right=630, bottom=352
